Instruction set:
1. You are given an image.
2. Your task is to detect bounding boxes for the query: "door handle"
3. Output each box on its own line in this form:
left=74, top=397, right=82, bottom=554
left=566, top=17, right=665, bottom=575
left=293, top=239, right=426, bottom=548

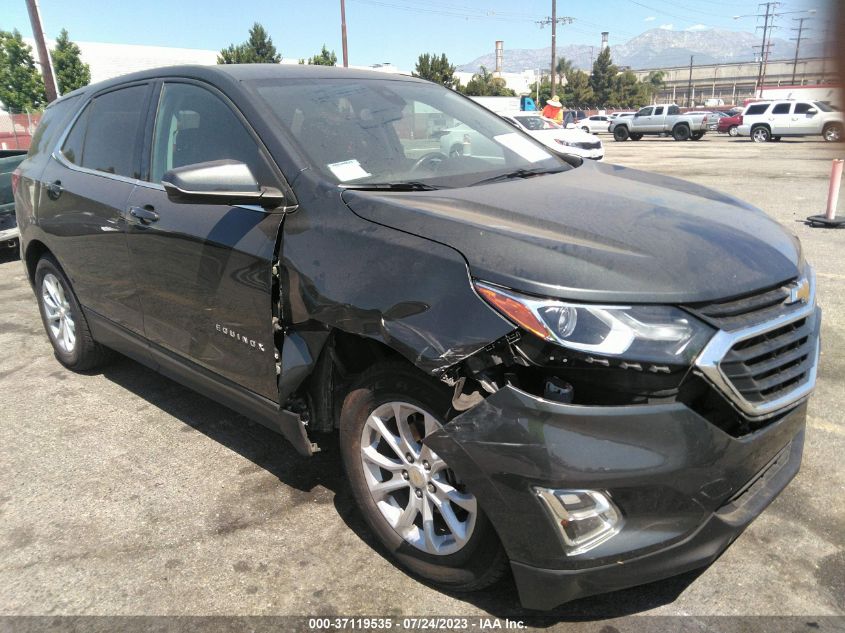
left=46, top=180, right=63, bottom=200
left=128, top=205, right=159, bottom=224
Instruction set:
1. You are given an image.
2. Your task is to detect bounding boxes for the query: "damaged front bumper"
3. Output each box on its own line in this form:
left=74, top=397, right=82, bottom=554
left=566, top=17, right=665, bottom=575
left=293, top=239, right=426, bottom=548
left=424, top=385, right=806, bottom=610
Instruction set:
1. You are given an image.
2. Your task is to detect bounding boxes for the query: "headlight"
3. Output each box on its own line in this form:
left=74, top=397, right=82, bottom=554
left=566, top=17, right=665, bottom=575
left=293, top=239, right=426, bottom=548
left=475, top=281, right=714, bottom=365
left=554, top=138, right=575, bottom=147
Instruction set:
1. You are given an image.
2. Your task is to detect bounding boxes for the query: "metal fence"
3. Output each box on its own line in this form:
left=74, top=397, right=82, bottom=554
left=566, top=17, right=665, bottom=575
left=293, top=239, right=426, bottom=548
left=0, top=110, right=43, bottom=150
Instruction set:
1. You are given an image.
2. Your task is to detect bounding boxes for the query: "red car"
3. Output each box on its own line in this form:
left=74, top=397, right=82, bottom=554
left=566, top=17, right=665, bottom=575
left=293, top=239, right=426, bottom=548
left=718, top=112, right=743, bottom=136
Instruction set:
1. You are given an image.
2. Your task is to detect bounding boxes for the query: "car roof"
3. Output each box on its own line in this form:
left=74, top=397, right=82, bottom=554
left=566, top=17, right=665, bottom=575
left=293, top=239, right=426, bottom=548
left=59, top=63, right=426, bottom=99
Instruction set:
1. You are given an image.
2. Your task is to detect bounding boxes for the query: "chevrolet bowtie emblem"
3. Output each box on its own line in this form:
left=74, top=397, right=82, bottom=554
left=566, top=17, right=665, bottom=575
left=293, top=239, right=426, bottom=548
left=787, top=279, right=810, bottom=304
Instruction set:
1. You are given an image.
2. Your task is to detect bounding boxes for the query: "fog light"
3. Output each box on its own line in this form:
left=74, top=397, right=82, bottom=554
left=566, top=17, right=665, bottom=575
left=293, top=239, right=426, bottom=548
left=534, top=488, right=622, bottom=555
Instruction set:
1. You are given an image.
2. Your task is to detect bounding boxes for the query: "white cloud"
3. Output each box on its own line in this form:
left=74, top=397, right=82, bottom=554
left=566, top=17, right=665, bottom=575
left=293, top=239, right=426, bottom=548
left=658, top=23, right=674, bottom=30
left=685, top=24, right=710, bottom=31
left=644, top=16, right=656, bottom=22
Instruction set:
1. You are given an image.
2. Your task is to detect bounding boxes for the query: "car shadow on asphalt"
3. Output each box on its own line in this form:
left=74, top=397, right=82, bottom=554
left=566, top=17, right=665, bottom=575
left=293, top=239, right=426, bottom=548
left=98, top=353, right=703, bottom=622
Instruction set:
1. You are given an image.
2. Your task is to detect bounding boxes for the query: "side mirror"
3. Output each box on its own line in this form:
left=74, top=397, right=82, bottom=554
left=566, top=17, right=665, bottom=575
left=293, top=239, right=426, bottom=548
left=806, top=108, right=818, bottom=115
left=162, top=159, right=285, bottom=209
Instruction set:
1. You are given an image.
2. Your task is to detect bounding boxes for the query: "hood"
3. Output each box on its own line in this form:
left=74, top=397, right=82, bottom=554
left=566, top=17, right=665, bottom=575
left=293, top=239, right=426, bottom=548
left=533, top=128, right=599, bottom=143
left=341, top=161, right=801, bottom=303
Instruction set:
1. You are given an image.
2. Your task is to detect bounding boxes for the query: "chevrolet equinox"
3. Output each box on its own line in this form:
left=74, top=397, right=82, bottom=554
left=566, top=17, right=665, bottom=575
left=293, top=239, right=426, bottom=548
left=14, top=65, right=820, bottom=610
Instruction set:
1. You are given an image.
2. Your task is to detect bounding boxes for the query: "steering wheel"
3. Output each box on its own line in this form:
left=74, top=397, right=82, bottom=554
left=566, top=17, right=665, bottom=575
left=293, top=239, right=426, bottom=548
left=410, top=152, right=447, bottom=173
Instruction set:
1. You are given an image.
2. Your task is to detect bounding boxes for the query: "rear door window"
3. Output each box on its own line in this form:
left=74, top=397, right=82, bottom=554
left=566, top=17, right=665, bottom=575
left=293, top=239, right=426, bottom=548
left=654, top=107, right=664, bottom=116
left=745, top=104, right=770, bottom=116
left=771, top=103, right=791, bottom=115
left=61, top=84, right=148, bottom=178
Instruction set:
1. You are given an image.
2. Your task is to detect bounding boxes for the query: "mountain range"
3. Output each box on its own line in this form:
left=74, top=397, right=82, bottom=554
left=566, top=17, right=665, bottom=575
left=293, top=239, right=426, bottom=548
left=457, top=28, right=825, bottom=73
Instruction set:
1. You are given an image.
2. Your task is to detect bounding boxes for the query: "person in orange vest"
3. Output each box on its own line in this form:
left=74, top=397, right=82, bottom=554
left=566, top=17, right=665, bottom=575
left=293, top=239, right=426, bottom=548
left=542, top=95, right=563, bottom=123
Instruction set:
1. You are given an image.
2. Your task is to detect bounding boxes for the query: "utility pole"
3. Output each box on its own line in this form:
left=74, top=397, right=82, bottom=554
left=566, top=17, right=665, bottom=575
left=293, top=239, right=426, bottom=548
left=790, top=17, right=810, bottom=84
left=753, top=2, right=780, bottom=98
left=25, top=0, right=59, bottom=102
left=340, top=0, right=349, bottom=67
left=536, top=1, right=573, bottom=100
left=687, top=56, right=694, bottom=107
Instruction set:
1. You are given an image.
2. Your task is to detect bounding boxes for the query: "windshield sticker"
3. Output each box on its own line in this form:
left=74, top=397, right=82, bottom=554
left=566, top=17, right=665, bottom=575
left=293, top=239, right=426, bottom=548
left=328, top=159, right=371, bottom=182
left=493, top=133, right=551, bottom=163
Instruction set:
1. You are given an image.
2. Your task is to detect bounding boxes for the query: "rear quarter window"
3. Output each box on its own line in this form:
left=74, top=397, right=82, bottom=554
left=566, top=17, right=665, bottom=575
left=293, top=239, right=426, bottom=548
left=27, top=95, right=81, bottom=159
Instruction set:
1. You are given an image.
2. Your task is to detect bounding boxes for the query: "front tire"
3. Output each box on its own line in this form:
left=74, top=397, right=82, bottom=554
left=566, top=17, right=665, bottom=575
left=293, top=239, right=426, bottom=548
left=339, top=362, right=507, bottom=591
left=35, top=255, right=111, bottom=371
left=823, top=123, right=842, bottom=142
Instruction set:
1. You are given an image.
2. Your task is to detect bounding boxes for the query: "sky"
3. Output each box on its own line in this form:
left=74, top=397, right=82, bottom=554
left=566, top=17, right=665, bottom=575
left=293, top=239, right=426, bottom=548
left=1, top=0, right=827, bottom=70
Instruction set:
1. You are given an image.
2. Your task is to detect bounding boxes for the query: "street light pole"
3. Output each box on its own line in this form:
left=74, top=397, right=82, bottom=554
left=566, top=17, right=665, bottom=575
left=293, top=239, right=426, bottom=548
left=340, top=0, right=349, bottom=67
left=25, top=0, right=59, bottom=102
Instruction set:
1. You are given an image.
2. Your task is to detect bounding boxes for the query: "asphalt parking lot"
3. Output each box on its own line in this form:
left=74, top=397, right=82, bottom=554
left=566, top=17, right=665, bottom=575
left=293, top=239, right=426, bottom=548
left=1, top=133, right=843, bottom=624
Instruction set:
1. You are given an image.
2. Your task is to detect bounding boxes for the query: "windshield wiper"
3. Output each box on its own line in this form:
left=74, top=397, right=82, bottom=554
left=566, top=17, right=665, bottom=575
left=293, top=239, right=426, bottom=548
left=470, top=166, right=568, bottom=187
left=341, top=181, right=440, bottom=191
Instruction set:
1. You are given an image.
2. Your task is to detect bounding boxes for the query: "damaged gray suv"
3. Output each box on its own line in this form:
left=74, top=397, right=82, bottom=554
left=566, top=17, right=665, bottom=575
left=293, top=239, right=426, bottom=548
left=15, top=65, right=820, bottom=609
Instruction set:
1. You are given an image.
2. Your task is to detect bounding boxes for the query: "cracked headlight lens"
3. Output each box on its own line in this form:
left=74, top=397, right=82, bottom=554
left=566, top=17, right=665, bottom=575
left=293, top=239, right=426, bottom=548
left=476, top=281, right=714, bottom=364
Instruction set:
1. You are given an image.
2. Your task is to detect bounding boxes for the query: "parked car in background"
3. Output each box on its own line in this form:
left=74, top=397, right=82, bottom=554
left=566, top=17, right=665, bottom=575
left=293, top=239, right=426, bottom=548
left=610, top=104, right=709, bottom=141
left=501, top=114, right=604, bottom=160
left=704, top=111, right=729, bottom=131
left=0, top=149, right=27, bottom=254
left=580, top=114, right=612, bottom=134
left=718, top=112, right=743, bottom=136
left=737, top=100, right=844, bottom=142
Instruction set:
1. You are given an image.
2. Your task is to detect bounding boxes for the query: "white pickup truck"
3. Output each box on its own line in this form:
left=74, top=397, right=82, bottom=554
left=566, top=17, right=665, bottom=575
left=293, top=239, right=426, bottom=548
left=610, top=104, right=709, bottom=142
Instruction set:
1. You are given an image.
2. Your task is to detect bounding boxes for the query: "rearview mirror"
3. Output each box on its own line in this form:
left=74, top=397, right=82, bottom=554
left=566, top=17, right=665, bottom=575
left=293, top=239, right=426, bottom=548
left=162, top=160, right=285, bottom=209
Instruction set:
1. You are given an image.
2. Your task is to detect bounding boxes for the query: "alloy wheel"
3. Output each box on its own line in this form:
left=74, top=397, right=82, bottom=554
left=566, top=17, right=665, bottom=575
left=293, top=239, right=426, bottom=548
left=41, top=272, right=76, bottom=353
left=360, top=401, right=478, bottom=556
left=752, top=127, right=769, bottom=143
left=824, top=125, right=841, bottom=142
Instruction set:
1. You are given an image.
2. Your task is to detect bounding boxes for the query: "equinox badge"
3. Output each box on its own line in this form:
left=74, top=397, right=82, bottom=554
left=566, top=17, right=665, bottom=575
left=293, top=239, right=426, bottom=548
left=215, top=323, right=266, bottom=352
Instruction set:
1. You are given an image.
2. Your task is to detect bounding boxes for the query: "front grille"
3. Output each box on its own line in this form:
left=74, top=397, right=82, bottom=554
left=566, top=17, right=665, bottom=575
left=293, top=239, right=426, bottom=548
left=720, top=315, right=815, bottom=402
left=692, top=270, right=820, bottom=419
left=576, top=141, right=602, bottom=150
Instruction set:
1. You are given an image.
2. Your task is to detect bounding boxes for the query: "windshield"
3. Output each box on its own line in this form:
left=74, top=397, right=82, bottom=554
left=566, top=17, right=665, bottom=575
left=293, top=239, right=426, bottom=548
left=814, top=101, right=834, bottom=112
left=248, top=78, right=565, bottom=187
left=515, top=115, right=560, bottom=130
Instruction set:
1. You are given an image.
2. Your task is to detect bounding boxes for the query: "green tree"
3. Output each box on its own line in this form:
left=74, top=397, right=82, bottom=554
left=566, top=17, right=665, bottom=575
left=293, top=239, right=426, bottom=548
left=0, top=30, right=46, bottom=111
left=555, top=57, right=575, bottom=82
left=610, top=70, right=645, bottom=108
left=218, top=23, right=281, bottom=64
left=589, top=47, right=617, bottom=107
left=528, top=78, right=552, bottom=108
left=303, top=44, right=337, bottom=66
left=561, top=70, right=593, bottom=108
left=461, top=66, right=515, bottom=97
left=51, top=29, right=90, bottom=94
left=643, top=70, right=665, bottom=102
left=413, top=53, right=457, bottom=89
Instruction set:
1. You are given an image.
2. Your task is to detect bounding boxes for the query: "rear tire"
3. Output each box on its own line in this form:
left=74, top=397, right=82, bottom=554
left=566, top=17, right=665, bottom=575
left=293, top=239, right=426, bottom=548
left=35, top=255, right=112, bottom=371
left=751, top=125, right=771, bottom=143
left=673, top=125, right=690, bottom=141
left=823, top=123, right=842, bottom=142
left=339, top=362, right=507, bottom=592
left=690, top=132, right=704, bottom=141
left=728, top=126, right=739, bottom=137
left=629, top=133, right=643, bottom=141
left=613, top=126, right=629, bottom=142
